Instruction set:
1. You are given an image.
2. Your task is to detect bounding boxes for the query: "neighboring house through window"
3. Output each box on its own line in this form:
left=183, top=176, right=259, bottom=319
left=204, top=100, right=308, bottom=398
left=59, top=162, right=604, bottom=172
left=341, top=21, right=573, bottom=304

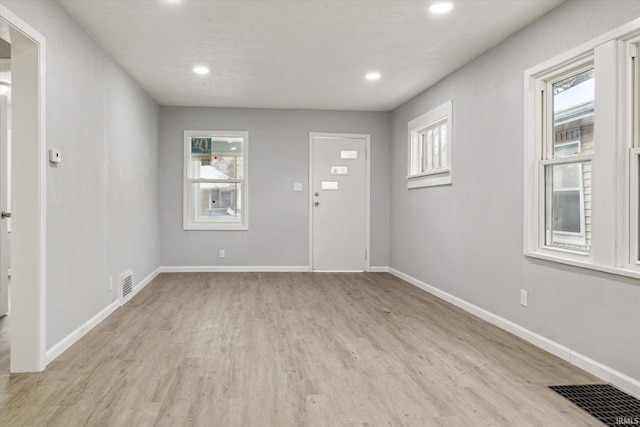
left=183, top=130, right=249, bottom=230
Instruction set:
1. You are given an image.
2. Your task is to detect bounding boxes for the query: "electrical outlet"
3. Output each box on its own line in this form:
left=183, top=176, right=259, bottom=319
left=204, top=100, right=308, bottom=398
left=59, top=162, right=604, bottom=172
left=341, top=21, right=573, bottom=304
left=520, top=289, right=528, bottom=307
left=219, top=249, right=226, bottom=259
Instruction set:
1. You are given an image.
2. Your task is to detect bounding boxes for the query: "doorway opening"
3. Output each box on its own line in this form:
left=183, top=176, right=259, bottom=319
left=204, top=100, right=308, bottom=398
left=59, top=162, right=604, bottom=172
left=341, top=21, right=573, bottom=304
left=0, top=39, right=10, bottom=373
left=0, top=5, right=47, bottom=373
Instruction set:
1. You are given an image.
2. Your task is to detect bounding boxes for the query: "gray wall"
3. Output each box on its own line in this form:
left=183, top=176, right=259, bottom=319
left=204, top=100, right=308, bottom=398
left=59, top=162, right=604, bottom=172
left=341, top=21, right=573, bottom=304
left=390, top=0, right=640, bottom=380
left=159, top=107, right=390, bottom=268
left=2, top=0, right=160, bottom=348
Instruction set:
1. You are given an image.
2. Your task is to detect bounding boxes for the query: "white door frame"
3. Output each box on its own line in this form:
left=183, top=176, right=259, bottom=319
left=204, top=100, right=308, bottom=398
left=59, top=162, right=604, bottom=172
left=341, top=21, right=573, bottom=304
left=0, top=94, right=9, bottom=317
left=308, top=132, right=370, bottom=272
left=0, top=5, right=47, bottom=372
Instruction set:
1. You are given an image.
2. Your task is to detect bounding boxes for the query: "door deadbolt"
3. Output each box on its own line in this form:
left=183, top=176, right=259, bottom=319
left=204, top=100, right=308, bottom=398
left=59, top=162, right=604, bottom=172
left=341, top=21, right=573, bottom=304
left=314, top=192, right=320, bottom=197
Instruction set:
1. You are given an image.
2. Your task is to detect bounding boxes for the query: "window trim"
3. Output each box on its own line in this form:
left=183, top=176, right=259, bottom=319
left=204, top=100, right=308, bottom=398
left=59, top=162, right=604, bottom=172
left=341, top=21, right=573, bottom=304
left=532, top=58, right=595, bottom=261
left=407, top=100, right=453, bottom=188
left=183, top=130, right=249, bottom=231
left=524, top=18, right=640, bottom=280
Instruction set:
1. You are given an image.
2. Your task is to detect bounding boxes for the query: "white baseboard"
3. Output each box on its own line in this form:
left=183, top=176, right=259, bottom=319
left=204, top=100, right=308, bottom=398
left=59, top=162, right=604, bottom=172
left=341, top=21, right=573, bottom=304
left=45, top=267, right=161, bottom=365
left=159, top=266, right=309, bottom=273
left=45, top=299, right=120, bottom=365
left=571, top=351, right=640, bottom=398
left=161, top=266, right=389, bottom=273
left=388, top=268, right=640, bottom=399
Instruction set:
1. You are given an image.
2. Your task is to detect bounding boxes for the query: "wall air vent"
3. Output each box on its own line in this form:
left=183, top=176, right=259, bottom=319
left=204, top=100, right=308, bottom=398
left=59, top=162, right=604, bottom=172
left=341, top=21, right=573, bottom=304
left=120, top=269, right=133, bottom=304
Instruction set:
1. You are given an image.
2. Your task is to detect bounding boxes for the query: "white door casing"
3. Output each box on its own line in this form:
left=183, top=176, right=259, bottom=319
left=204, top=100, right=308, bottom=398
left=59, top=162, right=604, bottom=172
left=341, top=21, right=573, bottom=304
left=309, top=133, right=370, bottom=271
left=0, top=6, right=47, bottom=372
left=0, top=95, right=8, bottom=316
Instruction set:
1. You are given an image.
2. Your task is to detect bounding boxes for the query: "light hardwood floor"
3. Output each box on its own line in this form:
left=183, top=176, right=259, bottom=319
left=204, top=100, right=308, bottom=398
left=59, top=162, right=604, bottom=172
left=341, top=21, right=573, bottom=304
left=0, top=273, right=603, bottom=426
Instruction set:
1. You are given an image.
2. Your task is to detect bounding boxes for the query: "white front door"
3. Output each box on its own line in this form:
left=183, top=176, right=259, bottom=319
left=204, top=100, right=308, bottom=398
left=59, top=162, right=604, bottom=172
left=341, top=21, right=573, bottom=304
left=0, top=94, right=9, bottom=316
left=310, top=133, right=368, bottom=271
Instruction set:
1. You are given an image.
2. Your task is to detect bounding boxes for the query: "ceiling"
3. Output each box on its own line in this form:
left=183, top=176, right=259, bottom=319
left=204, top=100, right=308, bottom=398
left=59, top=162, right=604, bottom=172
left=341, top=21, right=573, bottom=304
left=57, top=0, right=564, bottom=112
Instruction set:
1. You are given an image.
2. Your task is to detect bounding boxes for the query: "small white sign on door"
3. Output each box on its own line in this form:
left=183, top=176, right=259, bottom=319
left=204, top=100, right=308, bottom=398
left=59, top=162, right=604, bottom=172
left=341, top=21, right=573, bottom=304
left=331, top=166, right=348, bottom=175
left=340, top=150, right=358, bottom=160
left=321, top=181, right=339, bottom=190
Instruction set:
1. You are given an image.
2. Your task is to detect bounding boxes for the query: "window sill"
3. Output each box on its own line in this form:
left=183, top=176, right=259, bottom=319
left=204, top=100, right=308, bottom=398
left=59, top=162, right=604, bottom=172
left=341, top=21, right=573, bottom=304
left=407, top=172, right=452, bottom=189
left=525, top=250, right=640, bottom=282
left=183, top=223, right=248, bottom=231
left=407, top=169, right=451, bottom=179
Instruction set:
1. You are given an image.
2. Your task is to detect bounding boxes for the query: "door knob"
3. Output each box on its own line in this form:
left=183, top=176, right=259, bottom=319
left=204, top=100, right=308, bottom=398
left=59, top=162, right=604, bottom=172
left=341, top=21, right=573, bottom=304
left=1, top=212, right=10, bottom=219
left=314, top=202, right=320, bottom=207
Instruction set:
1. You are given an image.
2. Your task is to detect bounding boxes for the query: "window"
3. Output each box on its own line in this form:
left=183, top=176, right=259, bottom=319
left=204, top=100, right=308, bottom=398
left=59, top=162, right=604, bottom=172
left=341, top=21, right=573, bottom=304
left=407, top=100, right=452, bottom=188
left=545, top=68, right=594, bottom=252
left=183, top=130, right=248, bottom=230
left=524, top=21, right=640, bottom=278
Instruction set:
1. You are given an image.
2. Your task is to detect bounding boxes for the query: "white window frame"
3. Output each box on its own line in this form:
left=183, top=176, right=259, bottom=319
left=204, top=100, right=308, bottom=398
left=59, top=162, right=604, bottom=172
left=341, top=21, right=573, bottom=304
left=183, top=130, right=249, bottom=231
left=630, top=41, right=640, bottom=269
left=542, top=63, right=594, bottom=253
left=524, top=18, right=640, bottom=279
left=407, top=100, right=453, bottom=188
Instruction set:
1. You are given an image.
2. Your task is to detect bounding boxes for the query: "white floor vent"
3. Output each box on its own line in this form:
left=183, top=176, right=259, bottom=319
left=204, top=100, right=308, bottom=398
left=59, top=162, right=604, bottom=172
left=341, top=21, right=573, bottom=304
left=120, top=270, right=133, bottom=304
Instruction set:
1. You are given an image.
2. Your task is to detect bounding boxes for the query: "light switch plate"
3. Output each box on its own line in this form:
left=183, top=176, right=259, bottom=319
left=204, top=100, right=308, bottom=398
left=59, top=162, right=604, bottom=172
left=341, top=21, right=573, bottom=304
left=293, top=183, right=302, bottom=192
left=520, top=289, right=528, bottom=307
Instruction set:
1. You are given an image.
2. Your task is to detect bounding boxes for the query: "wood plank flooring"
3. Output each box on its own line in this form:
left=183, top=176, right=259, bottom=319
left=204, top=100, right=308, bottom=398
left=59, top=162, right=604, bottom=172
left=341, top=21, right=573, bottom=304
left=0, top=273, right=603, bottom=426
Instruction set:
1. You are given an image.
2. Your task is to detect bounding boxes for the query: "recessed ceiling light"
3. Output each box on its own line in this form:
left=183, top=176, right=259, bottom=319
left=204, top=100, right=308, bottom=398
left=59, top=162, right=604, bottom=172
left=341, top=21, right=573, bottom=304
left=428, top=2, right=454, bottom=14
left=193, top=66, right=210, bottom=75
left=164, top=0, right=183, bottom=4
left=365, top=72, right=381, bottom=81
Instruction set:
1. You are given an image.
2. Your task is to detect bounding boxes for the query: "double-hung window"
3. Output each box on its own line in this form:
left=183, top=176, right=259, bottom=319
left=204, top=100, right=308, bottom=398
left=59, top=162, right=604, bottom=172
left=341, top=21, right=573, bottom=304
left=525, top=20, right=640, bottom=278
left=183, top=130, right=249, bottom=230
left=407, top=100, right=453, bottom=188
left=544, top=67, right=594, bottom=252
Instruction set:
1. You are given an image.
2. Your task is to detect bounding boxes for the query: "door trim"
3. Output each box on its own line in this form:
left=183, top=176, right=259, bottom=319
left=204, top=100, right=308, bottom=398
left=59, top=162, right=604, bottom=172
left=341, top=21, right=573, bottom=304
left=308, top=132, right=370, bottom=272
left=0, top=5, right=47, bottom=372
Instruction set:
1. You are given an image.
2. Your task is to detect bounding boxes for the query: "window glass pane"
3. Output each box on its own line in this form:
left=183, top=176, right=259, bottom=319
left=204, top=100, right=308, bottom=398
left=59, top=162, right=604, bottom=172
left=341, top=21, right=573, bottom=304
left=190, top=137, right=243, bottom=179
left=409, top=109, right=450, bottom=179
left=552, top=69, right=594, bottom=158
left=433, top=127, right=440, bottom=169
left=411, top=133, right=422, bottom=175
left=554, top=140, right=580, bottom=157
left=426, top=129, right=433, bottom=171
left=545, top=162, right=591, bottom=251
left=191, top=182, right=242, bottom=223
left=440, top=123, right=448, bottom=169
